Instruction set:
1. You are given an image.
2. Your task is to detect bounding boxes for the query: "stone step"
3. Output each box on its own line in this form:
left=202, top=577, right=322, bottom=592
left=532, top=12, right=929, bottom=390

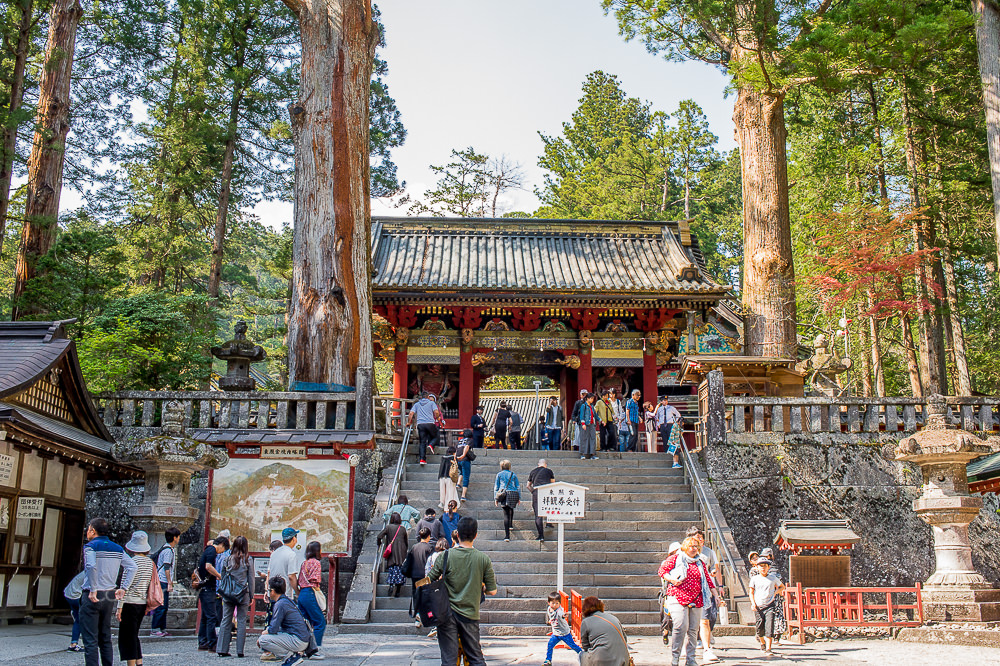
left=368, top=608, right=664, bottom=626
left=397, top=482, right=689, bottom=495
left=377, top=584, right=663, bottom=599
left=375, top=595, right=659, bottom=612
left=401, top=474, right=687, bottom=486
left=339, top=622, right=676, bottom=637
left=379, top=567, right=659, bottom=589
left=408, top=458, right=685, bottom=471
left=398, top=519, right=699, bottom=534
left=449, top=528, right=695, bottom=542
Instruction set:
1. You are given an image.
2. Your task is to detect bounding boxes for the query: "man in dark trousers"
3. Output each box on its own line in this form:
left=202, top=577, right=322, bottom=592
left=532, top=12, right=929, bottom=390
left=80, top=518, right=137, bottom=666
left=406, top=527, right=435, bottom=623
left=427, top=517, right=497, bottom=666
left=543, top=396, right=563, bottom=451
left=408, top=392, right=441, bottom=465
left=527, top=459, right=555, bottom=542
left=569, top=389, right=587, bottom=451
left=470, top=405, right=486, bottom=449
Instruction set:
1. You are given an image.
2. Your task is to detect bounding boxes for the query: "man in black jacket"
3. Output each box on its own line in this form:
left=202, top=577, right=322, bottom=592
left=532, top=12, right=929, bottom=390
left=527, top=459, right=556, bottom=542
left=470, top=406, right=486, bottom=449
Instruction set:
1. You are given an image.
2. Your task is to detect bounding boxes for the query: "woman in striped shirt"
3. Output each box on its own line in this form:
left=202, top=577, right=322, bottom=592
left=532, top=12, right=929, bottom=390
left=117, top=531, right=155, bottom=666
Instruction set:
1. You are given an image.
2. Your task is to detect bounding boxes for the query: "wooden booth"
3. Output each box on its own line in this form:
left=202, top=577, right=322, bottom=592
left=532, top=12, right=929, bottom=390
left=0, top=320, right=141, bottom=620
left=370, top=217, right=742, bottom=429
left=775, top=519, right=861, bottom=587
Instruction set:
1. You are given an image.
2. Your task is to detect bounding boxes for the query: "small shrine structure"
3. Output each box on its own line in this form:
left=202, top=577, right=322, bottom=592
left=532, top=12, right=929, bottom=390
left=371, top=217, right=751, bottom=428
left=775, top=519, right=860, bottom=587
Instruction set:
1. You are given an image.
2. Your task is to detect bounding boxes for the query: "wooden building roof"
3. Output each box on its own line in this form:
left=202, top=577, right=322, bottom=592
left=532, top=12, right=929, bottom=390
left=370, top=217, right=729, bottom=303
left=0, top=320, right=135, bottom=476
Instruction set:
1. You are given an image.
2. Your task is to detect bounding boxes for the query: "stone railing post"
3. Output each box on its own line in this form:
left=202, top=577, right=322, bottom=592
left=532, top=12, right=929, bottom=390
left=703, top=369, right=726, bottom=446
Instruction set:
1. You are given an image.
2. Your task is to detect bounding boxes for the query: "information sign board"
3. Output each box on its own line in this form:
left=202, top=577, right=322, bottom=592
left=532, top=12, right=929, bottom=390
left=537, top=481, right=587, bottom=521
left=17, top=496, right=45, bottom=519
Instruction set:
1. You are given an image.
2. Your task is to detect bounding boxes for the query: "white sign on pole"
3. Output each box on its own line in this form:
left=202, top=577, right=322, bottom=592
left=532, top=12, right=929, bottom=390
left=536, top=481, right=588, bottom=592
left=0, top=453, right=13, bottom=484
left=17, top=496, right=45, bottom=520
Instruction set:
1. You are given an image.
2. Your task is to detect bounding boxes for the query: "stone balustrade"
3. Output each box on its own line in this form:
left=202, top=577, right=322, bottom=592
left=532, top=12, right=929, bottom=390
left=93, top=390, right=360, bottom=439
left=697, top=371, right=1000, bottom=446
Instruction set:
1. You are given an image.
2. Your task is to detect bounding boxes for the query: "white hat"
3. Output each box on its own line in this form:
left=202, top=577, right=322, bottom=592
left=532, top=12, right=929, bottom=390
left=217, top=529, right=231, bottom=539
left=668, top=541, right=682, bottom=555
left=125, top=531, right=151, bottom=553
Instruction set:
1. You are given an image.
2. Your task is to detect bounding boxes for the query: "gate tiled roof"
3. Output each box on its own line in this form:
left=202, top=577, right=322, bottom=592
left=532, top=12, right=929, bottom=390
left=371, top=217, right=729, bottom=297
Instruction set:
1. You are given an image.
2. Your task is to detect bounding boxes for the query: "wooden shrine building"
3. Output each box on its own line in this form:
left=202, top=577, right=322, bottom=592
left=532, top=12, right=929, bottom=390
left=371, top=217, right=748, bottom=429
left=0, top=320, right=140, bottom=620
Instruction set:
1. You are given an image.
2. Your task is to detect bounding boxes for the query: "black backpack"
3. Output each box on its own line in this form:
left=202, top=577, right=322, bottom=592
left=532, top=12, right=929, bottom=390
left=414, top=551, right=450, bottom=627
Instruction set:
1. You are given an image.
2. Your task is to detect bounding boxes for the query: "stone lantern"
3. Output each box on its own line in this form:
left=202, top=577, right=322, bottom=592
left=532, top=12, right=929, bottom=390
left=211, top=321, right=267, bottom=391
left=894, top=394, right=1000, bottom=623
left=112, top=400, right=230, bottom=549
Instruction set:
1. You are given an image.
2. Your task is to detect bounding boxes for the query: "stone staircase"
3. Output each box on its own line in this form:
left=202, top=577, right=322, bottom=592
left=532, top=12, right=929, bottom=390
left=350, top=447, right=705, bottom=636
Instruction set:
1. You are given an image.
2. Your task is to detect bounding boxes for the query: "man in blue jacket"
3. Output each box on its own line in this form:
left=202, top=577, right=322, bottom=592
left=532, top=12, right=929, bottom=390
left=80, top=517, right=137, bottom=666
left=257, top=577, right=313, bottom=666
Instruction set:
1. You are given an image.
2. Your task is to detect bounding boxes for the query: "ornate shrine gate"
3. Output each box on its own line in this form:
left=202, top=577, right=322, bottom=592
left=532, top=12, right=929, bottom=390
left=370, top=217, right=744, bottom=429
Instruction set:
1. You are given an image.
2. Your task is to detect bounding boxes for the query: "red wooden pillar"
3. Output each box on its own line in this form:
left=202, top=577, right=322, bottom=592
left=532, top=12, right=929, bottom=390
left=472, top=368, right=481, bottom=415
left=578, top=352, right=592, bottom=393
left=643, top=349, right=657, bottom=404
left=393, top=347, right=408, bottom=422
left=459, top=347, right=474, bottom=428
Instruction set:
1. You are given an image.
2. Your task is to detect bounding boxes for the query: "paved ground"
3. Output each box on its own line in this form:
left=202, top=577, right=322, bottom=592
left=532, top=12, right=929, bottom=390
left=3, top=624, right=998, bottom=665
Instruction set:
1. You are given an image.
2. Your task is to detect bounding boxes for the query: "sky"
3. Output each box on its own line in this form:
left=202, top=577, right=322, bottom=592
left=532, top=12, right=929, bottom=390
left=60, top=1, right=735, bottom=225
left=263, top=0, right=736, bottom=223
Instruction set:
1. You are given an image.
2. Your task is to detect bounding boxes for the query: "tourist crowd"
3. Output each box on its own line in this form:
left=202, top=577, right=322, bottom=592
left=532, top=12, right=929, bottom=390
left=65, top=519, right=331, bottom=666
left=408, top=389, right=685, bottom=465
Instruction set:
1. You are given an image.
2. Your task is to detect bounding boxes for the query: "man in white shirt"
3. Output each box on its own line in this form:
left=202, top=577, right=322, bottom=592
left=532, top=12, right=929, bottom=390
left=267, top=527, right=299, bottom=598
left=655, top=395, right=683, bottom=467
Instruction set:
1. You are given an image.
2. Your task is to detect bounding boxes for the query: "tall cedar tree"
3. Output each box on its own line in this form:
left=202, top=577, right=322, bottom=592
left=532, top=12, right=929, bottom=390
left=12, top=0, right=82, bottom=319
left=280, top=0, right=378, bottom=428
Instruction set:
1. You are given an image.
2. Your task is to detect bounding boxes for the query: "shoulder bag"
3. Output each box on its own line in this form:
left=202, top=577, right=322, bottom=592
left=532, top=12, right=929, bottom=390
left=218, top=559, right=248, bottom=604
left=414, top=550, right=450, bottom=627
left=383, top=525, right=402, bottom=559
left=495, top=473, right=512, bottom=504
left=596, top=614, right=635, bottom=666
left=145, top=562, right=163, bottom=614
left=448, top=457, right=460, bottom=484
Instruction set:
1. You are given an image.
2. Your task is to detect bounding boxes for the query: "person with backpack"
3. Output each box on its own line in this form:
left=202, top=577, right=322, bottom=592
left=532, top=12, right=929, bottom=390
left=432, top=500, right=462, bottom=547
left=217, top=536, right=254, bottom=658
left=150, top=526, right=181, bottom=637
left=509, top=409, right=523, bottom=450
left=455, top=429, right=476, bottom=504
left=378, top=513, right=409, bottom=598
left=116, top=531, right=156, bottom=666
left=493, top=459, right=521, bottom=542
left=426, top=517, right=498, bottom=666
left=437, top=445, right=460, bottom=509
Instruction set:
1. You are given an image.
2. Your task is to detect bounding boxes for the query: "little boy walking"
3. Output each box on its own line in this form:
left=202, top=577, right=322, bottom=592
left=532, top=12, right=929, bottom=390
left=543, top=591, right=581, bottom=665
left=749, top=557, right=786, bottom=654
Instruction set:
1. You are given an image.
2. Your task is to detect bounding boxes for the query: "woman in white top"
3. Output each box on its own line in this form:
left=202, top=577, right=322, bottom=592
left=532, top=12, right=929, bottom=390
left=117, top=531, right=155, bottom=666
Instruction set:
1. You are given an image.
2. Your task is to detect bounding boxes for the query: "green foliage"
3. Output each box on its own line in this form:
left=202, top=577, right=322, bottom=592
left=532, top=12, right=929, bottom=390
left=81, top=292, right=214, bottom=390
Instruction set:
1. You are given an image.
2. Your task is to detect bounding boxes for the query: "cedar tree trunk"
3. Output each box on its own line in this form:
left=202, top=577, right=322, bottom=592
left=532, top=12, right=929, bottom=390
left=280, top=0, right=377, bottom=427
left=11, top=0, right=82, bottom=319
left=940, top=225, right=972, bottom=394
left=0, top=0, right=34, bottom=253
left=732, top=61, right=797, bottom=358
left=974, top=0, right=1000, bottom=271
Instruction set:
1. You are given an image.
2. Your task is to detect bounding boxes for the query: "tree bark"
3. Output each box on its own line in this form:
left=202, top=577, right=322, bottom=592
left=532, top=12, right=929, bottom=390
left=940, top=220, right=973, bottom=395
left=855, top=309, right=873, bottom=398
left=973, top=0, right=1000, bottom=271
left=866, top=293, right=885, bottom=397
left=207, top=14, right=253, bottom=304
left=281, top=0, right=378, bottom=424
left=11, top=0, right=82, bottom=320
left=0, top=0, right=34, bottom=255
left=733, top=68, right=797, bottom=358
left=900, top=313, right=923, bottom=397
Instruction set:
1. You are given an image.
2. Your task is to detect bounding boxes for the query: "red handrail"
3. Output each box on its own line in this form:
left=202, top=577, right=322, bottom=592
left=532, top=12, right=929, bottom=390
left=783, top=583, right=924, bottom=644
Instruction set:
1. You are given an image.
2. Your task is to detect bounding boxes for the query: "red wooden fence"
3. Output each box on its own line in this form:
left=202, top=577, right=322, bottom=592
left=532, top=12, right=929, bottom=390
left=783, top=583, right=923, bottom=644
left=557, top=590, right=583, bottom=645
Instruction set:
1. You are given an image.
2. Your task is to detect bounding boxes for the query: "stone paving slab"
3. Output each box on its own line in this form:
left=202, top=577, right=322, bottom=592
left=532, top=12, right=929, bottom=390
left=4, top=625, right=1000, bottom=665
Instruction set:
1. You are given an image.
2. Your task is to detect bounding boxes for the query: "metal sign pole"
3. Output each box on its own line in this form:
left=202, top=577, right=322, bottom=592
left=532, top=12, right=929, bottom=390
left=557, top=521, right=565, bottom=593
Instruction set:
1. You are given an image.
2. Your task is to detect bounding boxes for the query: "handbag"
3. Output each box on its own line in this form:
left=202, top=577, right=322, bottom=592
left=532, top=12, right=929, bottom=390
left=597, top=614, right=635, bottom=666
left=383, top=525, right=402, bottom=559
left=448, top=458, right=460, bottom=484
left=145, top=566, right=163, bottom=614
left=414, top=551, right=450, bottom=627
left=218, top=561, right=248, bottom=604
left=314, top=586, right=327, bottom=613
left=495, top=473, right=512, bottom=504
